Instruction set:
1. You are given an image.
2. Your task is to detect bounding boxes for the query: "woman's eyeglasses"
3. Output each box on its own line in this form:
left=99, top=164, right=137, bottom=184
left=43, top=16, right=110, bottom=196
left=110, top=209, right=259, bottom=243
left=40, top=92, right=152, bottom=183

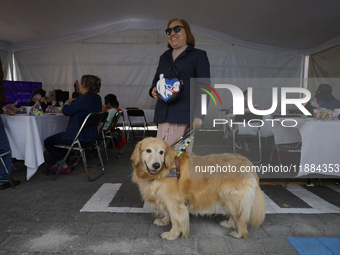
left=165, top=26, right=184, bottom=35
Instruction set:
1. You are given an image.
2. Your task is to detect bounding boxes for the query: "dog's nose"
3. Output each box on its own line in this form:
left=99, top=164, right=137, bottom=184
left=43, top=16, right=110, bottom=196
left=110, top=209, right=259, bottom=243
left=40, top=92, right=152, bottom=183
left=152, top=163, right=160, bottom=170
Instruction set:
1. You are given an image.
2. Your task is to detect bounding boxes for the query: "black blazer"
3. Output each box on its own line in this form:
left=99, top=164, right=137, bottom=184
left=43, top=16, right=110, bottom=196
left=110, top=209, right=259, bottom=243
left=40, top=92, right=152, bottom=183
left=150, top=45, right=210, bottom=124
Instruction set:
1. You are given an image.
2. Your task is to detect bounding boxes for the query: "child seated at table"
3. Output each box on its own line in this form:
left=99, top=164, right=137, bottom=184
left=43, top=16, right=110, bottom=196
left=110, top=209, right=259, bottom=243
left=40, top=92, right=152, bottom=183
left=102, top=94, right=121, bottom=131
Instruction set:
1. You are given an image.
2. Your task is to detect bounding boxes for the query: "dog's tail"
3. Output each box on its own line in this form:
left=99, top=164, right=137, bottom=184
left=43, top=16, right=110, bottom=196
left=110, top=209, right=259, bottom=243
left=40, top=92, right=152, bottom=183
left=250, top=185, right=266, bottom=227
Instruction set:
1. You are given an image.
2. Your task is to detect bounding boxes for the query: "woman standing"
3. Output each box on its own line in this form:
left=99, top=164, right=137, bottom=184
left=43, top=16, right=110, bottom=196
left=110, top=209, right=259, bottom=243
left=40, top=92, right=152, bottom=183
left=44, top=75, right=102, bottom=174
left=150, top=18, right=210, bottom=146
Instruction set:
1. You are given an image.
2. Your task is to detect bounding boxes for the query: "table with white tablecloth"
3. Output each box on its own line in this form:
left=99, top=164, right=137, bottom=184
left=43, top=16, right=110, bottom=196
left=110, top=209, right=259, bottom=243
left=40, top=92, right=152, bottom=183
left=1, top=114, right=68, bottom=180
left=273, top=117, right=340, bottom=177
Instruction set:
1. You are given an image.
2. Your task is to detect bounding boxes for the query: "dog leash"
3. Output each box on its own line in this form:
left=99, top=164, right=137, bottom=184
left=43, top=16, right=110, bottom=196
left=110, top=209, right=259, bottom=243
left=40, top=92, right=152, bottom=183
left=171, top=129, right=196, bottom=157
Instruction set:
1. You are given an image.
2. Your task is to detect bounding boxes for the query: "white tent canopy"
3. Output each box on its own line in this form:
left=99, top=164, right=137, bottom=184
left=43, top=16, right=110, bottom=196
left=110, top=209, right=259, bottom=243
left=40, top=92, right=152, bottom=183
left=0, top=0, right=340, bottom=125
left=1, top=0, right=340, bottom=54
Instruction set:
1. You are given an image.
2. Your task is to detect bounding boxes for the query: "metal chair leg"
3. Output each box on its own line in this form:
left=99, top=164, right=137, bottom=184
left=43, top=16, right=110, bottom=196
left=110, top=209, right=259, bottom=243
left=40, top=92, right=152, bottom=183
left=54, top=147, right=74, bottom=180
left=0, top=156, right=15, bottom=189
left=11, top=163, right=17, bottom=172
left=102, top=135, right=109, bottom=162
left=232, top=131, right=236, bottom=154
left=274, top=145, right=287, bottom=187
left=79, top=144, right=104, bottom=182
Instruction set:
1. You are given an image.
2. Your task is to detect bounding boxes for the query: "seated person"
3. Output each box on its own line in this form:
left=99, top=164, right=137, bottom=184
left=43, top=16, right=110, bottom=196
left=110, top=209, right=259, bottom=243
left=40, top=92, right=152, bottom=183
left=305, top=84, right=340, bottom=113
left=27, top=88, right=52, bottom=112
left=44, top=75, right=102, bottom=174
left=102, top=94, right=120, bottom=130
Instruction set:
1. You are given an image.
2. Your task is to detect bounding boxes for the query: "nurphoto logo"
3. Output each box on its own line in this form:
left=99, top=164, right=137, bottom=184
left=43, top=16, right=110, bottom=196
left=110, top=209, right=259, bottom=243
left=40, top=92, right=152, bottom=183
left=200, top=84, right=312, bottom=128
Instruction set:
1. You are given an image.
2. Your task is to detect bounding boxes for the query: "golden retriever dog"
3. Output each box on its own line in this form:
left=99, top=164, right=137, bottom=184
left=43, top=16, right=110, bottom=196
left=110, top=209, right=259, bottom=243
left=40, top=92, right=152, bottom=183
left=131, top=137, right=265, bottom=240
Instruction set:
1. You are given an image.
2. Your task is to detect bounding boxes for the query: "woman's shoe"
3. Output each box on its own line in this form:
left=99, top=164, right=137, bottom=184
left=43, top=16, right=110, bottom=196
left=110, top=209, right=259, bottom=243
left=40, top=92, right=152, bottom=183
left=49, top=165, right=60, bottom=171
left=58, top=168, right=72, bottom=175
left=0, top=180, right=21, bottom=190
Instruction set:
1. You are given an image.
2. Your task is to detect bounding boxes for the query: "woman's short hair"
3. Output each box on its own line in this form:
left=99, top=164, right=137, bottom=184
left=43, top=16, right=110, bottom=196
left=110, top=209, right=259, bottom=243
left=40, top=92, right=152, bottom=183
left=167, top=18, right=195, bottom=49
left=317, top=84, right=332, bottom=95
left=81, top=75, right=101, bottom=94
left=32, top=88, right=46, bottom=97
left=104, top=94, right=119, bottom=107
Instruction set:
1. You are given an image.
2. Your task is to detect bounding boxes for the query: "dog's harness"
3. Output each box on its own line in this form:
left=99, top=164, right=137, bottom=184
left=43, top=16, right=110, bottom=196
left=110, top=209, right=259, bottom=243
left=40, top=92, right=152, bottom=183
left=175, top=157, right=180, bottom=181
left=171, top=129, right=195, bottom=182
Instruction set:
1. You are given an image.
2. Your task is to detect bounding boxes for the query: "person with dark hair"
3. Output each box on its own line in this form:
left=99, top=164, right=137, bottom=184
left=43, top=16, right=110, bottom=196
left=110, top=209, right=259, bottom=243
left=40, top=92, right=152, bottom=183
left=305, top=84, right=340, bottom=113
left=149, top=18, right=210, bottom=148
left=27, top=88, right=51, bottom=112
left=102, top=94, right=120, bottom=130
left=44, top=75, right=102, bottom=174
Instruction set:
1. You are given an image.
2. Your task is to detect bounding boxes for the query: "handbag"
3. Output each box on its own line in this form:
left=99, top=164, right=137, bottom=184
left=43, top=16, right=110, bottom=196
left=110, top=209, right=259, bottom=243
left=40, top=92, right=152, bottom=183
left=156, top=61, right=184, bottom=103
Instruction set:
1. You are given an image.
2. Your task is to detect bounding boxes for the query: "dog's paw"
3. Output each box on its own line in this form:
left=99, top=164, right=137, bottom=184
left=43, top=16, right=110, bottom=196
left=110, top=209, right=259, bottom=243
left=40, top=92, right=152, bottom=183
left=154, top=218, right=169, bottom=226
left=229, top=231, right=242, bottom=239
left=161, top=231, right=179, bottom=240
left=220, top=220, right=233, bottom=228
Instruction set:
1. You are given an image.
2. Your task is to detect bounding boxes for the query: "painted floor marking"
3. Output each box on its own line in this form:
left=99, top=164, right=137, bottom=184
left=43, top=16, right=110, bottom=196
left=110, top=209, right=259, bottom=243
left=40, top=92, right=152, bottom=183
left=80, top=183, right=340, bottom=214
left=80, top=183, right=153, bottom=213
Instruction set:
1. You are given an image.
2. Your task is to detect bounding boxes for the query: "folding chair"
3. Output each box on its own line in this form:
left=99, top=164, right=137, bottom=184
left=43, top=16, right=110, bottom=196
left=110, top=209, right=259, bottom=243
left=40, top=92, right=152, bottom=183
left=126, top=108, right=151, bottom=141
left=0, top=150, right=15, bottom=188
left=123, top=107, right=139, bottom=138
left=218, top=109, right=232, bottom=150
left=232, top=112, right=262, bottom=163
left=101, top=111, right=124, bottom=161
left=116, top=111, right=126, bottom=138
left=270, top=115, right=302, bottom=187
left=53, top=111, right=108, bottom=181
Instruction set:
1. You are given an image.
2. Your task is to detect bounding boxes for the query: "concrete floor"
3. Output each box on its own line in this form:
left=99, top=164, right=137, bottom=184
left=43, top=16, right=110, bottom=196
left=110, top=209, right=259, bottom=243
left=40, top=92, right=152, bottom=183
left=1, top=134, right=339, bottom=254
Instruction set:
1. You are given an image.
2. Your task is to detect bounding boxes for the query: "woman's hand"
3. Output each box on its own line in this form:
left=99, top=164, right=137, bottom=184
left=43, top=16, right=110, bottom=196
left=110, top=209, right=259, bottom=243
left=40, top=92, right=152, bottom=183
left=65, top=98, right=76, bottom=104
left=45, top=105, right=52, bottom=112
left=151, top=87, right=158, bottom=99
left=193, top=117, right=203, bottom=130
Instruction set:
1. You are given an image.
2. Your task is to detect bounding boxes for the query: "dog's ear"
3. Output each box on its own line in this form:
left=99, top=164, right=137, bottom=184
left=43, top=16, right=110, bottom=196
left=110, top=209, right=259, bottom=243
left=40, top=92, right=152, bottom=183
left=164, top=143, right=178, bottom=169
left=131, top=141, right=142, bottom=165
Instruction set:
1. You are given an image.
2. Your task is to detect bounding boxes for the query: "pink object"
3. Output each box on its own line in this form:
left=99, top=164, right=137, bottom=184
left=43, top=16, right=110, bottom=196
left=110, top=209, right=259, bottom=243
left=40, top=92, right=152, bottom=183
left=58, top=168, right=72, bottom=175
left=48, top=165, right=60, bottom=171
